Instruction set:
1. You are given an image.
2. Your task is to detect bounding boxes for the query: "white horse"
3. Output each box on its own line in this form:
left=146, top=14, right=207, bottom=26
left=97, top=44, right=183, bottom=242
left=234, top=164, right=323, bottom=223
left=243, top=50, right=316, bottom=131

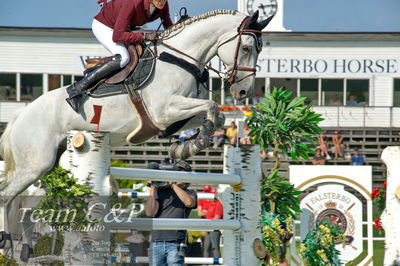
left=0, top=9, right=271, bottom=252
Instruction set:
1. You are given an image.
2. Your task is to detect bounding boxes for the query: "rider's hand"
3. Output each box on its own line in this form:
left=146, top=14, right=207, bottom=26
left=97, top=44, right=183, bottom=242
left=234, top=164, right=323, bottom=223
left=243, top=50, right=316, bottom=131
left=143, top=32, right=158, bottom=42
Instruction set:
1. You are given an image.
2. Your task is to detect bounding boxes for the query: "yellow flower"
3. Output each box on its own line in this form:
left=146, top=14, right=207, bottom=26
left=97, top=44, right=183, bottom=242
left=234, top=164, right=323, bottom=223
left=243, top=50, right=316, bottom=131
left=272, top=218, right=281, bottom=228
left=285, top=217, right=293, bottom=234
left=321, top=234, right=333, bottom=248
left=317, top=249, right=328, bottom=262
left=244, top=112, right=253, bottom=117
left=319, top=224, right=330, bottom=234
left=300, top=244, right=307, bottom=253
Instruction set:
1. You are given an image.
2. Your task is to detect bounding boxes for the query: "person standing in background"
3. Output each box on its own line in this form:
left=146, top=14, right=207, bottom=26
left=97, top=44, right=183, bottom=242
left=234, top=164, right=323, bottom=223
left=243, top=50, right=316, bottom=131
left=203, top=189, right=223, bottom=259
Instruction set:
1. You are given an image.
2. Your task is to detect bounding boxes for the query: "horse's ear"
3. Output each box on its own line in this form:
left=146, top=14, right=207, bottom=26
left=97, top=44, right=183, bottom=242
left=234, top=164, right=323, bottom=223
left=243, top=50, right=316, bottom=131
left=246, top=10, right=259, bottom=29
left=255, top=15, right=274, bottom=31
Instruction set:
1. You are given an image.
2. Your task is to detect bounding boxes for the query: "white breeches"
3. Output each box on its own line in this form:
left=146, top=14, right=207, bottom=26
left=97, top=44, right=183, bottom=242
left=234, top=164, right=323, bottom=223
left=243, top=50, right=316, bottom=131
left=92, top=19, right=130, bottom=68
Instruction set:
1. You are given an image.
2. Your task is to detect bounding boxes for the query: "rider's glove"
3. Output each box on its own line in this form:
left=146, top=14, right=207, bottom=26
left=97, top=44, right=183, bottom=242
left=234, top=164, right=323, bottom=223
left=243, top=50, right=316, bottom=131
left=143, top=32, right=158, bottom=42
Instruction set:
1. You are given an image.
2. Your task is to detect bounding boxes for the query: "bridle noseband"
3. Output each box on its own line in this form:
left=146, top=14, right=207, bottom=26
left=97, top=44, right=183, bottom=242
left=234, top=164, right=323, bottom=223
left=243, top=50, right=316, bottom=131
left=157, top=16, right=262, bottom=86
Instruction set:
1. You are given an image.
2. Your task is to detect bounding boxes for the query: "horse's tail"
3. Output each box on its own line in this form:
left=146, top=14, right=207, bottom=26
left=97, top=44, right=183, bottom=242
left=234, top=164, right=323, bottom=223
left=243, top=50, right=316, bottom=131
left=0, top=108, right=24, bottom=180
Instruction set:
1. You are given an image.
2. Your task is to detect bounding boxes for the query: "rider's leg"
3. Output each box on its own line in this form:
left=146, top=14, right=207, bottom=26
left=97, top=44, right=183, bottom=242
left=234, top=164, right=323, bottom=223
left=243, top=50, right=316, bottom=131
left=65, top=19, right=130, bottom=112
left=65, top=55, right=122, bottom=112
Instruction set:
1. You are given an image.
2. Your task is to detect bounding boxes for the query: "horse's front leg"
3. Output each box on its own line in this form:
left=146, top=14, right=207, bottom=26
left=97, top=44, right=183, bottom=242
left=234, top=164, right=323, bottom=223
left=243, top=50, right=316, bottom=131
left=158, top=96, right=224, bottom=160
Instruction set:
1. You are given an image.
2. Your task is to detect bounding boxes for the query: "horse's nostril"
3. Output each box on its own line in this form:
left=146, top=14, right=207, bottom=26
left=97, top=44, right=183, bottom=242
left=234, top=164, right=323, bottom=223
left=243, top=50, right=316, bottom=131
left=239, top=90, right=246, bottom=96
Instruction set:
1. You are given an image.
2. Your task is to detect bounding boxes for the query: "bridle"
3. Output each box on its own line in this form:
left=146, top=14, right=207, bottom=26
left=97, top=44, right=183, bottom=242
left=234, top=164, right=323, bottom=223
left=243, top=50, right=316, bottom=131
left=217, top=16, right=262, bottom=84
left=157, top=16, right=262, bottom=86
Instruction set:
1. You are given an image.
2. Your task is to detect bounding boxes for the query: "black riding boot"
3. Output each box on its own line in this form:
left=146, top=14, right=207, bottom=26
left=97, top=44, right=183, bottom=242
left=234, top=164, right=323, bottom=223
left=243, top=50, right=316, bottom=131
left=66, top=55, right=122, bottom=112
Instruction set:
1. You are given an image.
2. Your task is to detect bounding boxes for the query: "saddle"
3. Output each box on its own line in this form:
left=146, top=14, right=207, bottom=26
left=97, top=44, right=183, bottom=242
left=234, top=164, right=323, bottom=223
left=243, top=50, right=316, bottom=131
left=84, top=44, right=143, bottom=84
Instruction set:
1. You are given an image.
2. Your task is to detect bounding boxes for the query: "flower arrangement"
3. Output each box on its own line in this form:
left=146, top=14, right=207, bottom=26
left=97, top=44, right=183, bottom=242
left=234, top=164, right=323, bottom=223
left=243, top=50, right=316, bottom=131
left=261, top=212, right=293, bottom=265
left=299, top=222, right=345, bottom=266
left=371, top=180, right=386, bottom=232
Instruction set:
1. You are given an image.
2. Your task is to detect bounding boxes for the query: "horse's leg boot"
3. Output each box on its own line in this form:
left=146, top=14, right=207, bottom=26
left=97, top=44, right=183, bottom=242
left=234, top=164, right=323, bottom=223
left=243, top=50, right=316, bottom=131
left=20, top=243, right=32, bottom=262
left=65, top=55, right=122, bottom=112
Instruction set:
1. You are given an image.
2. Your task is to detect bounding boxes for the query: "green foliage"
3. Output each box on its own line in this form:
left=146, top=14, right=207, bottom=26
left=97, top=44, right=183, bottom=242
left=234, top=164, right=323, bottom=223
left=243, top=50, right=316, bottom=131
left=33, top=233, right=64, bottom=265
left=300, top=222, right=345, bottom=266
left=34, top=167, right=95, bottom=230
left=246, top=87, right=323, bottom=161
left=261, top=169, right=301, bottom=216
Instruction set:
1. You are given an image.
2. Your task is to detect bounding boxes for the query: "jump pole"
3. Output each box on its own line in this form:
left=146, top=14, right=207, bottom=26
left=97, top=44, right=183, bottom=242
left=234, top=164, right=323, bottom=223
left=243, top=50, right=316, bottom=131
left=60, top=131, right=112, bottom=265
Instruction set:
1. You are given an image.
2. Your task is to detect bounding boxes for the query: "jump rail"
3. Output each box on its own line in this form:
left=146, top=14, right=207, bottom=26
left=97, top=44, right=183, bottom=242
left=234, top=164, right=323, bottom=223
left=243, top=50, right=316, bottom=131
left=62, top=131, right=262, bottom=266
left=110, top=256, right=223, bottom=264
left=109, top=218, right=241, bottom=231
left=118, top=191, right=217, bottom=200
left=110, top=167, right=241, bottom=185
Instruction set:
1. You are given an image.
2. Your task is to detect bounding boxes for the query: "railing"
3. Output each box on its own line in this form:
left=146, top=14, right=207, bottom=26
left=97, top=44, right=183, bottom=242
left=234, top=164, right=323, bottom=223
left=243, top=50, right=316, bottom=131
left=220, top=105, right=400, bottom=128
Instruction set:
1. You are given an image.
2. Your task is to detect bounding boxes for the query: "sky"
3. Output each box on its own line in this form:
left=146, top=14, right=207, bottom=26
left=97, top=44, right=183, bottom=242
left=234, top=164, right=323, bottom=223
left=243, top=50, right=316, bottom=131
left=0, top=0, right=400, bottom=32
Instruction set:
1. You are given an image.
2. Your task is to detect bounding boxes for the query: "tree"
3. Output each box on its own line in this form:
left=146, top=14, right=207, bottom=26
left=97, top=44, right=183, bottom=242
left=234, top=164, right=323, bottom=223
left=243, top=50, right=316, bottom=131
left=246, top=87, right=324, bottom=265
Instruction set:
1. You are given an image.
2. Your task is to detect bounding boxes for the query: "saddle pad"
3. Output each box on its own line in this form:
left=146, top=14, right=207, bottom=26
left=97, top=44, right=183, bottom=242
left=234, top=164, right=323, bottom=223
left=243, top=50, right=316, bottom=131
left=90, top=45, right=156, bottom=98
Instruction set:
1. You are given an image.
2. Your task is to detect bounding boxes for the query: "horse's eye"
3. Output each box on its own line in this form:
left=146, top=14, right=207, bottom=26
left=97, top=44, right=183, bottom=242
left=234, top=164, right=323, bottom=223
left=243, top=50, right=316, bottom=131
left=242, top=46, right=251, bottom=53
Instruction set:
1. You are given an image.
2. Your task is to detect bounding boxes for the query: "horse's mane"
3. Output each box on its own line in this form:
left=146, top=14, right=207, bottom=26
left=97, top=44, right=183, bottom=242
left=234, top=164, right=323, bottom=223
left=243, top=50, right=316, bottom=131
left=160, top=10, right=239, bottom=38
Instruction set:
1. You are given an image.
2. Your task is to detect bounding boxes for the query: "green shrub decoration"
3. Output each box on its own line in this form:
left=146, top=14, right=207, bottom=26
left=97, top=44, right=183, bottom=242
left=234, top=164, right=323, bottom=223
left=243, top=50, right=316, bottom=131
left=299, top=222, right=345, bottom=266
left=34, top=167, right=95, bottom=230
left=33, top=233, right=64, bottom=265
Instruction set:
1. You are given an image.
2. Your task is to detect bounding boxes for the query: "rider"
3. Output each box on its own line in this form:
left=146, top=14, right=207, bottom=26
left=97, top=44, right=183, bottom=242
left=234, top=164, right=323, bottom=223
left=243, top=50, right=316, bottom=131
left=66, top=0, right=173, bottom=112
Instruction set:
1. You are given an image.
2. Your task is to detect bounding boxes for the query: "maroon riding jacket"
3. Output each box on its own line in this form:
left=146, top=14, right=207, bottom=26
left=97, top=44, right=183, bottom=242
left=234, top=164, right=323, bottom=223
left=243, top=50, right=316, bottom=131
left=94, top=0, right=173, bottom=44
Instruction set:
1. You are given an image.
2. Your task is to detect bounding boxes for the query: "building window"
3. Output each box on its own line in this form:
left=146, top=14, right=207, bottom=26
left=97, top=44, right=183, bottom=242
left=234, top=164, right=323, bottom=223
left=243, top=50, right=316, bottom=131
left=21, top=74, right=43, bottom=101
left=394, top=79, right=400, bottom=107
left=322, top=79, right=343, bottom=106
left=346, top=79, right=369, bottom=106
left=250, top=78, right=265, bottom=105
left=270, top=78, right=297, bottom=97
left=48, top=74, right=61, bottom=91
left=74, top=75, right=84, bottom=82
left=0, top=73, right=17, bottom=101
left=63, top=75, right=72, bottom=86
left=300, top=79, right=318, bottom=105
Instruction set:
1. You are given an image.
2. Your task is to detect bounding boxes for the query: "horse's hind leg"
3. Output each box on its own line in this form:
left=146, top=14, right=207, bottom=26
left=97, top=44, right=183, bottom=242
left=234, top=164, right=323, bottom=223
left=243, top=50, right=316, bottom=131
left=0, top=137, right=59, bottom=255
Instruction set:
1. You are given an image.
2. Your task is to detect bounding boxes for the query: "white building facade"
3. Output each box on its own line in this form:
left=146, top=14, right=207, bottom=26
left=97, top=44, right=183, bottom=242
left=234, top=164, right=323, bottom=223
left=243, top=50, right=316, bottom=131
left=1, top=9, right=400, bottom=127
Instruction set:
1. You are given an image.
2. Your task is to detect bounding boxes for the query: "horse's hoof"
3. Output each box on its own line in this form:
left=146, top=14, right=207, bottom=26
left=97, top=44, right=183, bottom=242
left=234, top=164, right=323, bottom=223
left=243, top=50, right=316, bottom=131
left=20, top=243, right=33, bottom=262
left=0, top=231, right=11, bottom=249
